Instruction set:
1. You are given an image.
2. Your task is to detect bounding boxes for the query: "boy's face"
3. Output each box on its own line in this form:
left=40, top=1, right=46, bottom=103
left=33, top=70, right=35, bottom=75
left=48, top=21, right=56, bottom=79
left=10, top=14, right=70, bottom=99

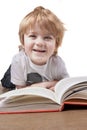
left=23, top=24, right=56, bottom=65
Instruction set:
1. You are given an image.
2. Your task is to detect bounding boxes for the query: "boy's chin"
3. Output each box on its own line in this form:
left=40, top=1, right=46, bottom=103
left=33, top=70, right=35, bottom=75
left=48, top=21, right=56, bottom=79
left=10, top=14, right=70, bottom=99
left=31, top=57, right=47, bottom=65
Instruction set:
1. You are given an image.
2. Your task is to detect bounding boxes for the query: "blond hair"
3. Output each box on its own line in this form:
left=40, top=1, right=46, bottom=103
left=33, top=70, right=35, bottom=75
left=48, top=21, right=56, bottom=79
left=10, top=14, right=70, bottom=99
left=19, top=6, right=66, bottom=55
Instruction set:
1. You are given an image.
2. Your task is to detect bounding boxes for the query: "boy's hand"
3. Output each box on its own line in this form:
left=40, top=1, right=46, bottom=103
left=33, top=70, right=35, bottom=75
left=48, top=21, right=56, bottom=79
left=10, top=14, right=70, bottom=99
left=30, top=80, right=58, bottom=91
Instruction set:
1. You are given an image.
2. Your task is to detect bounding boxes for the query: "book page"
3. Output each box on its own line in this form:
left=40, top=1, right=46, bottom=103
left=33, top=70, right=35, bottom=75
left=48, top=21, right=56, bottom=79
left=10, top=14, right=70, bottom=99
left=61, top=83, right=87, bottom=101
left=0, top=87, right=57, bottom=106
left=0, top=95, right=61, bottom=113
left=64, top=88, right=87, bottom=101
left=54, top=76, right=87, bottom=104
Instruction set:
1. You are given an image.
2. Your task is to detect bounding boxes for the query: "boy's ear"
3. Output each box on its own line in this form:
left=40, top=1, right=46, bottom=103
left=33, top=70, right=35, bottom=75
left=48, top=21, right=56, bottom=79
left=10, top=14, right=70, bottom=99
left=18, top=45, right=24, bottom=51
left=53, top=43, right=58, bottom=55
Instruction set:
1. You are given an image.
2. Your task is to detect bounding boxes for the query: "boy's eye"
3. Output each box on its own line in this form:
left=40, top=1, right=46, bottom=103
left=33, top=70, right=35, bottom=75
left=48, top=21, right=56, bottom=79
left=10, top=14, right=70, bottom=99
left=29, top=35, right=36, bottom=38
left=44, top=36, right=52, bottom=40
left=29, top=35, right=36, bottom=37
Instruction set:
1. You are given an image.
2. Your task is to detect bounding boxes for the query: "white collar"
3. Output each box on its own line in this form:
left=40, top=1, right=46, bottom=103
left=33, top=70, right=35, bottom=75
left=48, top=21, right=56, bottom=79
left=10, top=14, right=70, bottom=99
left=29, top=57, right=48, bottom=73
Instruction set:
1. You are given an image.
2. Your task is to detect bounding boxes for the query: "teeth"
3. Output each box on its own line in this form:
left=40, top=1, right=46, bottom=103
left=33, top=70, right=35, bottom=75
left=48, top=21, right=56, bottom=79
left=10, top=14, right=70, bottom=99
left=38, top=50, right=45, bottom=52
left=33, top=49, right=45, bottom=52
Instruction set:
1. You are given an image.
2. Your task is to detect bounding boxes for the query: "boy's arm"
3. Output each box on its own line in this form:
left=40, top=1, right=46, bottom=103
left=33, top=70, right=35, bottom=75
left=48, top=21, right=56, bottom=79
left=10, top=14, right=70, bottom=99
left=29, top=80, right=58, bottom=91
left=16, top=80, right=58, bottom=91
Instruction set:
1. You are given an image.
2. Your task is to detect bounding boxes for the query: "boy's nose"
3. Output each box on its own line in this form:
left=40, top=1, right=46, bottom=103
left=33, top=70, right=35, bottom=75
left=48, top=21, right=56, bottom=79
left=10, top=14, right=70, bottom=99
left=35, top=37, right=44, bottom=46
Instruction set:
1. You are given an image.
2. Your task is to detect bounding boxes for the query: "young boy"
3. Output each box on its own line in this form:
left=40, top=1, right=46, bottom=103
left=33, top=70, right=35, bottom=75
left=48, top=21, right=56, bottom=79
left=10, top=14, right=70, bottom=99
left=1, top=6, right=69, bottom=91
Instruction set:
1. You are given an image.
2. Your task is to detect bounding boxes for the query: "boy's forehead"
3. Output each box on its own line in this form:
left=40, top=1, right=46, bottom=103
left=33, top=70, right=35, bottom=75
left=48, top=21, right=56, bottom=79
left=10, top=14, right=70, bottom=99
left=26, top=24, right=51, bottom=35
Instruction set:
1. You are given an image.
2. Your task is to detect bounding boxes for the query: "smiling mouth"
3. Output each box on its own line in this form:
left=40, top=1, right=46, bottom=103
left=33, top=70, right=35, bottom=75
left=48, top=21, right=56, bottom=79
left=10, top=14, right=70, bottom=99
left=33, top=49, right=46, bottom=53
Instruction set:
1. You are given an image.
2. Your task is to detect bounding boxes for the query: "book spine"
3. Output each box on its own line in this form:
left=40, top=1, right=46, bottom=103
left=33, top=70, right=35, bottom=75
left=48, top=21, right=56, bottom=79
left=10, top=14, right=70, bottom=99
left=0, top=109, right=60, bottom=114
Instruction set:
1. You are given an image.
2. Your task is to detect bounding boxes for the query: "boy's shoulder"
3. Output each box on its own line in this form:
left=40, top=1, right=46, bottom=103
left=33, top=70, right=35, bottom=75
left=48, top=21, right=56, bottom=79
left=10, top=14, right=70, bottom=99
left=12, top=50, right=28, bottom=62
left=50, top=55, right=64, bottom=63
left=49, top=55, right=66, bottom=69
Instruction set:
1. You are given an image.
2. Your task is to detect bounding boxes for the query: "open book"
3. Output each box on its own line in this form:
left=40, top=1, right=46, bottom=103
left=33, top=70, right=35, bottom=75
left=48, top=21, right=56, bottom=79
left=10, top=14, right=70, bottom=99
left=0, top=76, right=87, bottom=114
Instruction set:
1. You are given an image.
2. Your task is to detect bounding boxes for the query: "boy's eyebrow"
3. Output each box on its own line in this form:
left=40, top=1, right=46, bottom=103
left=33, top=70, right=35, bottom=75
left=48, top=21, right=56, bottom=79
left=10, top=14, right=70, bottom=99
left=27, top=30, right=53, bottom=36
left=28, top=31, right=37, bottom=34
left=26, top=31, right=36, bottom=35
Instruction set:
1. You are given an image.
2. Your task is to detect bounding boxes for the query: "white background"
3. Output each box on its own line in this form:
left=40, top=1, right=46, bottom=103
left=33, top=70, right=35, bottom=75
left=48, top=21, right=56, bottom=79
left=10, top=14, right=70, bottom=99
left=0, top=0, right=87, bottom=79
